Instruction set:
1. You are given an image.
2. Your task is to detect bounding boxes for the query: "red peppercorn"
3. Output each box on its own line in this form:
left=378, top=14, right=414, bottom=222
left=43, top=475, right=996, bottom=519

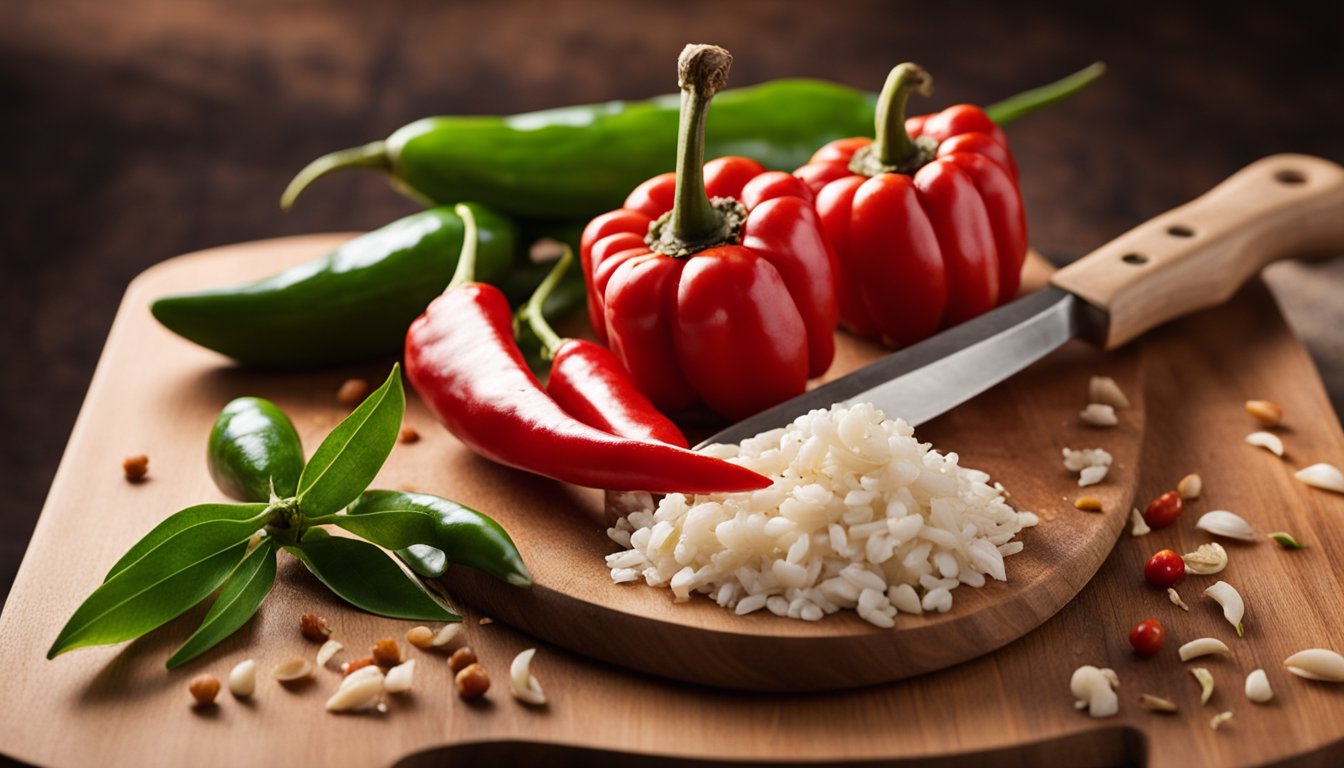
left=1144, top=549, right=1185, bottom=586
left=1143, top=490, right=1183, bottom=529
left=1128, top=618, right=1165, bottom=656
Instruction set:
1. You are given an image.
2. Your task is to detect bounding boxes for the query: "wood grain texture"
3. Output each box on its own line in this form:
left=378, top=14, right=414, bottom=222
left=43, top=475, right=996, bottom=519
left=1, top=236, right=1342, bottom=766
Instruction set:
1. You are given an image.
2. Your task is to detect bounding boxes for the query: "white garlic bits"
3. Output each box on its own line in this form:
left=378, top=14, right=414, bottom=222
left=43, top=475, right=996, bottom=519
left=1179, top=637, right=1231, bottom=662
left=1203, top=580, right=1246, bottom=637
left=1070, top=665, right=1119, bottom=718
left=1182, top=542, right=1228, bottom=575
left=1245, top=431, right=1285, bottom=457
left=1088, top=376, right=1130, bottom=409
left=1194, top=510, right=1257, bottom=541
left=1080, top=404, right=1118, bottom=427
left=228, top=659, right=257, bottom=698
left=1245, top=669, right=1273, bottom=703
left=1284, top=648, right=1344, bottom=682
left=316, top=639, right=344, bottom=668
left=510, top=648, right=547, bottom=705
left=1130, top=508, right=1151, bottom=537
left=1294, top=463, right=1344, bottom=494
left=326, top=665, right=385, bottom=712
left=1169, top=587, right=1190, bottom=612
left=384, top=659, right=416, bottom=694
left=1192, top=667, right=1215, bottom=704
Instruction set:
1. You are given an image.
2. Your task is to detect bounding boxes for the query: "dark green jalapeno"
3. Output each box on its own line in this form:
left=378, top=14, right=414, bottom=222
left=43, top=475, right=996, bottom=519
left=207, top=397, right=304, bottom=502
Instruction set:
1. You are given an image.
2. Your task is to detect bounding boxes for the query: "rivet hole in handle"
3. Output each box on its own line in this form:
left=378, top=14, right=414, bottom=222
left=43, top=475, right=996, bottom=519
left=1051, top=154, right=1344, bottom=349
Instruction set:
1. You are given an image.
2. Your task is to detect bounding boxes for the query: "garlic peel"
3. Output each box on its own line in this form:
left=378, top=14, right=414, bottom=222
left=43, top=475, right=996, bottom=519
left=1203, top=580, right=1246, bottom=637
left=1245, top=431, right=1285, bottom=457
left=1182, top=542, right=1228, bottom=575
left=1192, top=667, right=1215, bottom=704
left=316, top=639, right=343, bottom=667
left=1179, top=637, right=1231, bottom=661
left=1210, top=711, right=1233, bottom=730
left=273, top=656, right=314, bottom=682
left=510, top=648, right=546, bottom=705
left=1245, top=669, right=1273, bottom=703
left=1194, top=510, right=1257, bottom=541
left=1140, top=693, right=1178, bottom=713
left=1294, top=463, right=1344, bottom=494
left=1169, top=587, right=1190, bottom=611
left=1283, top=648, right=1344, bottom=682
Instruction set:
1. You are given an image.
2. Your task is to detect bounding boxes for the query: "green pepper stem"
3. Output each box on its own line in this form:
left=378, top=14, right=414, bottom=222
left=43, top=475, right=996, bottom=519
left=522, top=248, right=574, bottom=360
left=984, top=61, right=1107, bottom=126
left=647, top=44, right=738, bottom=256
left=280, top=142, right=390, bottom=211
left=872, top=63, right=933, bottom=168
left=446, top=204, right=479, bottom=291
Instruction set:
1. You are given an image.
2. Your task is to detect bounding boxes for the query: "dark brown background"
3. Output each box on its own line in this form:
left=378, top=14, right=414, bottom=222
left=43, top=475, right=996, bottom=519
left=2, top=0, right=1342, bottom=607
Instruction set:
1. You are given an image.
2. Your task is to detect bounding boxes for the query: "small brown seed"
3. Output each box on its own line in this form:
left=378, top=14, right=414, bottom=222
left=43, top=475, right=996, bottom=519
left=1245, top=399, right=1283, bottom=426
left=299, top=613, right=331, bottom=642
left=1074, top=496, right=1103, bottom=512
left=448, top=646, right=478, bottom=673
left=478, top=617, right=494, bottom=626
left=341, top=657, right=375, bottom=677
left=372, top=637, right=401, bottom=668
left=399, top=426, right=420, bottom=444
left=337, top=378, right=370, bottom=406
left=188, top=673, right=220, bottom=706
left=455, top=663, right=490, bottom=699
left=122, top=454, right=149, bottom=483
left=407, top=626, right=434, bottom=649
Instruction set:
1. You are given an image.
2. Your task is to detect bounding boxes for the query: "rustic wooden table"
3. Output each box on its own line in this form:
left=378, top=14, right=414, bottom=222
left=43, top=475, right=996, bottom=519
left=1, top=0, right=1341, bottom=678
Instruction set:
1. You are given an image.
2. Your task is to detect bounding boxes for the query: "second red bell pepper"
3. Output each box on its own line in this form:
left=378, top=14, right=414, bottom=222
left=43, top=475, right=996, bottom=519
left=795, top=63, right=1027, bottom=348
left=580, top=44, right=838, bottom=421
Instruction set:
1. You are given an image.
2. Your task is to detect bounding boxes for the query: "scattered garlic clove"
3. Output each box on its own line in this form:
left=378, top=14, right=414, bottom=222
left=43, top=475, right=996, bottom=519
left=510, top=648, right=547, bottom=706
left=1169, top=587, right=1190, bottom=612
left=1244, top=399, right=1284, bottom=425
left=228, top=659, right=257, bottom=698
left=1245, top=431, right=1285, bottom=457
left=384, top=659, right=415, bottom=694
left=326, top=665, right=385, bottom=712
left=1245, top=669, right=1273, bottom=703
left=1177, top=473, right=1202, bottom=500
left=1179, top=637, right=1231, bottom=662
left=1294, top=463, right=1344, bottom=494
left=1130, top=508, right=1151, bottom=537
left=316, top=639, right=344, bottom=668
left=1079, top=466, right=1109, bottom=487
left=1089, top=376, right=1130, bottom=409
left=1139, top=693, right=1178, bottom=713
left=273, top=656, right=314, bottom=682
left=1204, top=581, right=1246, bottom=637
left=1210, top=711, right=1233, bottom=730
left=1182, top=542, right=1229, bottom=575
left=1268, top=531, right=1305, bottom=549
left=1070, top=665, right=1120, bottom=718
left=1192, top=667, right=1215, bottom=704
left=1283, top=649, right=1344, bottom=682
left=1194, top=510, right=1257, bottom=541
left=1080, top=404, right=1118, bottom=427
left=430, top=623, right=464, bottom=648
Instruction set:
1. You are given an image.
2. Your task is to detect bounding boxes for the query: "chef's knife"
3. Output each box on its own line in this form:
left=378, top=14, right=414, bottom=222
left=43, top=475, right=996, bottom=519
left=702, top=154, right=1344, bottom=447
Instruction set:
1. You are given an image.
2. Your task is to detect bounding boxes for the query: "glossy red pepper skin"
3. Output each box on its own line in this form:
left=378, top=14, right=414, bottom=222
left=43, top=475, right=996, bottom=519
left=581, top=157, right=838, bottom=420
left=547, top=336, right=689, bottom=448
left=405, top=282, right=768, bottom=494
left=796, top=102, right=1026, bottom=348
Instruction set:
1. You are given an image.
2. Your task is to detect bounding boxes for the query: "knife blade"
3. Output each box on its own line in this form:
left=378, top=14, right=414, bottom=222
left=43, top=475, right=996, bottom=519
left=699, top=153, right=1344, bottom=449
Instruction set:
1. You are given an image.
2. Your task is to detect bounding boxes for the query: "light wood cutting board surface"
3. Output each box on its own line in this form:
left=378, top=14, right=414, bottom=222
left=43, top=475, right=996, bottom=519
left=1, top=235, right=1342, bottom=766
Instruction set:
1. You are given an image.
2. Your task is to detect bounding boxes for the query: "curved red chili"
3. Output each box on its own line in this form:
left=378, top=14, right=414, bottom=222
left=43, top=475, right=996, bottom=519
left=405, top=205, right=764, bottom=494
left=522, top=249, right=689, bottom=448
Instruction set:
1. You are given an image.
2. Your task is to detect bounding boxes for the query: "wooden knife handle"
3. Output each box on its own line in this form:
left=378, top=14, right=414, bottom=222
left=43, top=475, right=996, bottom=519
left=1051, top=153, right=1344, bottom=349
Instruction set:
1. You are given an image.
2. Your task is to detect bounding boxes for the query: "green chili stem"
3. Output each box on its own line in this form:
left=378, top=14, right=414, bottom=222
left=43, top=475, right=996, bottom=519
left=280, top=141, right=390, bottom=211
left=446, top=203, right=479, bottom=291
left=522, top=249, right=574, bottom=360
left=665, top=44, right=733, bottom=246
left=872, top=63, right=933, bottom=168
left=986, top=62, right=1107, bottom=126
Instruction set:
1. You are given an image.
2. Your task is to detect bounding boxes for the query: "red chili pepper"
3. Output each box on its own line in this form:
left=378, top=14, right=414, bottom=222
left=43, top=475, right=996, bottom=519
left=1143, top=490, right=1183, bottom=529
left=521, top=248, right=689, bottom=448
left=794, top=63, right=1027, bottom=347
left=1128, top=618, right=1165, bottom=656
left=1143, top=549, right=1185, bottom=587
left=404, top=205, right=769, bottom=494
left=580, top=45, right=838, bottom=420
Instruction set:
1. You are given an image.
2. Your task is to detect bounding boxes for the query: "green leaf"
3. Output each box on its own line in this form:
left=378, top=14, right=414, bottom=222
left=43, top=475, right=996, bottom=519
left=287, top=534, right=456, bottom=621
left=296, top=365, right=404, bottom=516
left=166, top=537, right=278, bottom=669
left=105, top=503, right=268, bottom=581
left=341, top=490, right=531, bottom=587
left=49, top=519, right=259, bottom=658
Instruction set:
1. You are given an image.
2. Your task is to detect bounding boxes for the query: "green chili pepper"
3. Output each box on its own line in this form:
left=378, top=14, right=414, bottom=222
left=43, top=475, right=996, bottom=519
left=150, top=203, right=516, bottom=367
left=207, top=397, right=304, bottom=502
left=282, top=64, right=1104, bottom=221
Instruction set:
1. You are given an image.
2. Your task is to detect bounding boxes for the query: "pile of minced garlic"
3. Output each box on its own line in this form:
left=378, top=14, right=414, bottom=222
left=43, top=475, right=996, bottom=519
left=605, top=403, right=1038, bottom=628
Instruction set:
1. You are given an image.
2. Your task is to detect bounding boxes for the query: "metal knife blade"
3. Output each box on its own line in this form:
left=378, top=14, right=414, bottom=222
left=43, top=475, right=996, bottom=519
left=697, top=285, right=1086, bottom=448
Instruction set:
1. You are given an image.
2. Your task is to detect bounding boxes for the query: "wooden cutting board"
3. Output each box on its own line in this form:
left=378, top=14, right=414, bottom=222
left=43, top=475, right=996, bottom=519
left=1, top=236, right=1342, bottom=766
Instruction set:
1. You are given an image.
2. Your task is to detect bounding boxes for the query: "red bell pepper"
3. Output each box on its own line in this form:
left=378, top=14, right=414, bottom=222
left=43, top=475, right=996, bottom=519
left=404, top=205, right=770, bottom=495
left=580, top=44, right=838, bottom=420
left=794, top=63, right=1027, bottom=348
